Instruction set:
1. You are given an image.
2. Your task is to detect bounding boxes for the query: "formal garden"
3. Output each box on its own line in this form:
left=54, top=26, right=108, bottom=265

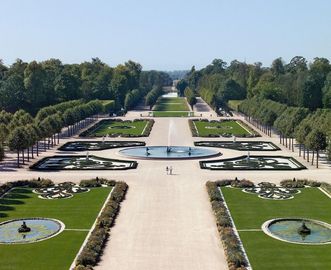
left=200, top=155, right=306, bottom=170
left=30, top=155, right=138, bottom=170
left=79, top=119, right=154, bottom=137
left=190, top=119, right=259, bottom=137
left=206, top=179, right=331, bottom=270
left=194, top=141, right=280, bottom=151
left=59, top=140, right=145, bottom=151
left=0, top=178, right=127, bottom=270
left=151, top=97, right=192, bottom=117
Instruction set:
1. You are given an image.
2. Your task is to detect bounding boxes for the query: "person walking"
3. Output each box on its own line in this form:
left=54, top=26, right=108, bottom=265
left=169, top=166, right=173, bottom=175
left=166, top=166, right=169, bottom=175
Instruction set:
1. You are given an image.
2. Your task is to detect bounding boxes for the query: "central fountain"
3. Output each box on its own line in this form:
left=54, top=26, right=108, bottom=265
left=119, top=119, right=220, bottom=160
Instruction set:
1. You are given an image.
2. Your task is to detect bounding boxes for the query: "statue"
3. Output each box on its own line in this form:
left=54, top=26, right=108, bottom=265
left=298, top=221, right=311, bottom=236
left=18, top=221, right=31, bottom=233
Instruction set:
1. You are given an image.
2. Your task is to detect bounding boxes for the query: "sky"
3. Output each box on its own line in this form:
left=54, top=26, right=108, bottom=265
left=1, top=0, right=331, bottom=70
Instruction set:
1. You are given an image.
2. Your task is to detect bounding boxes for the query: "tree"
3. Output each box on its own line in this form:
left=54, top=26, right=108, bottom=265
left=298, top=75, right=323, bottom=110
left=286, top=56, right=307, bottom=73
left=306, top=130, right=327, bottom=168
left=0, top=74, right=27, bottom=112
left=8, top=126, right=29, bottom=167
left=271, top=58, right=285, bottom=76
left=176, top=80, right=188, bottom=97
left=184, top=87, right=197, bottom=109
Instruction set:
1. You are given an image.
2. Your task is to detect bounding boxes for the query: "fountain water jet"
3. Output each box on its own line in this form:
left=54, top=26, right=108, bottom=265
left=119, top=119, right=221, bottom=159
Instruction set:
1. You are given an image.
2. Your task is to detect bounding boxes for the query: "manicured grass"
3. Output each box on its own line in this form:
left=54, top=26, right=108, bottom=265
left=193, top=120, right=250, bottom=136
left=85, top=120, right=149, bottom=137
left=153, top=97, right=190, bottom=111
left=0, top=187, right=111, bottom=270
left=152, top=111, right=193, bottom=117
left=221, top=187, right=331, bottom=269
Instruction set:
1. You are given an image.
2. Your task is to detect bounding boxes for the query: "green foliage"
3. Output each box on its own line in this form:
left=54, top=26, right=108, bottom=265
left=76, top=182, right=128, bottom=268
left=206, top=181, right=248, bottom=270
left=176, top=80, right=188, bottom=96
left=0, top=144, right=4, bottom=161
left=184, top=87, right=197, bottom=108
left=145, top=86, right=163, bottom=109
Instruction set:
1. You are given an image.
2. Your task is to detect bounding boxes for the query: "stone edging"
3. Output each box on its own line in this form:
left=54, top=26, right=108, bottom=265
left=69, top=187, right=114, bottom=269
left=261, top=218, right=331, bottom=245
left=218, top=187, right=252, bottom=270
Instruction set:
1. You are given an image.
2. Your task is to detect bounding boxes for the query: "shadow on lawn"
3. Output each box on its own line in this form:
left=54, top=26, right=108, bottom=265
left=0, top=188, right=33, bottom=217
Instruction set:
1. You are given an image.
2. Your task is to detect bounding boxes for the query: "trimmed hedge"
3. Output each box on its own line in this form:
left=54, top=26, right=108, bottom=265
left=0, top=178, right=54, bottom=197
left=206, top=180, right=249, bottom=270
left=75, top=181, right=128, bottom=269
left=280, top=178, right=321, bottom=188
left=79, top=178, right=116, bottom=188
left=321, top=183, right=331, bottom=195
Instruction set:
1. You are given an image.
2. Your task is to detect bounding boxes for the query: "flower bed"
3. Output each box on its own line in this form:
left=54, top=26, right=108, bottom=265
left=194, top=141, right=280, bottom=151
left=58, top=141, right=145, bottom=151
left=34, top=182, right=90, bottom=199
left=29, top=155, right=138, bottom=170
left=200, top=155, right=306, bottom=170
left=79, top=119, right=154, bottom=137
left=189, top=119, right=260, bottom=137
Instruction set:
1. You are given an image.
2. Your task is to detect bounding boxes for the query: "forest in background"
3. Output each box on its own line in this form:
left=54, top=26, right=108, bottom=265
left=0, top=58, right=172, bottom=115
left=177, top=56, right=331, bottom=110
left=176, top=56, right=331, bottom=164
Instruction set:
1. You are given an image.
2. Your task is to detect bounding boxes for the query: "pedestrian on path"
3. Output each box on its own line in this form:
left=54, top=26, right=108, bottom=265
left=169, top=166, right=173, bottom=175
left=166, top=166, right=169, bottom=175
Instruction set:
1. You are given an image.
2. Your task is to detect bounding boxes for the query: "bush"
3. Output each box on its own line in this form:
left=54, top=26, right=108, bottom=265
left=280, top=179, right=321, bottom=188
left=80, top=178, right=116, bottom=187
left=206, top=181, right=248, bottom=270
left=75, top=181, right=128, bottom=268
left=0, top=178, right=54, bottom=197
left=320, top=183, right=331, bottom=195
left=231, top=179, right=254, bottom=188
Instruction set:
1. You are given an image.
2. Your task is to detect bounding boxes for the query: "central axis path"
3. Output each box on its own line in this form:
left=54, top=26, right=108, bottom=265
left=95, top=118, right=227, bottom=270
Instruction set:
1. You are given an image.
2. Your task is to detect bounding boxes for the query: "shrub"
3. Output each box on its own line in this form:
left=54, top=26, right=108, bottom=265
left=206, top=181, right=248, bottom=270
left=80, top=178, right=116, bottom=187
left=231, top=179, right=254, bottom=188
left=280, top=179, right=321, bottom=188
left=75, top=181, right=128, bottom=268
left=321, top=183, right=331, bottom=195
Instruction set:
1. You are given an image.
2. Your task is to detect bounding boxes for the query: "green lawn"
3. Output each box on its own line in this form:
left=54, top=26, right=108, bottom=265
left=0, top=187, right=111, bottom=270
left=84, top=120, right=149, bottom=137
left=152, top=111, right=193, bottom=117
left=221, top=187, right=331, bottom=269
left=153, top=97, right=190, bottom=111
left=193, top=120, right=251, bottom=136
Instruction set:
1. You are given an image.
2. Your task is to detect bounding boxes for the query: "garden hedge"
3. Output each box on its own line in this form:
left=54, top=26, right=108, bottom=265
left=75, top=181, right=128, bottom=269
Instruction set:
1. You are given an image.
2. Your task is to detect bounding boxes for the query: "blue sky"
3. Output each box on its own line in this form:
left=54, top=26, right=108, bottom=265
left=1, top=0, right=330, bottom=70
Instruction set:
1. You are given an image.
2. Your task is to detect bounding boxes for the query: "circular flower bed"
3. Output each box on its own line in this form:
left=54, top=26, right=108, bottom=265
left=243, top=183, right=300, bottom=200
left=34, top=182, right=89, bottom=199
left=0, top=218, right=65, bottom=244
